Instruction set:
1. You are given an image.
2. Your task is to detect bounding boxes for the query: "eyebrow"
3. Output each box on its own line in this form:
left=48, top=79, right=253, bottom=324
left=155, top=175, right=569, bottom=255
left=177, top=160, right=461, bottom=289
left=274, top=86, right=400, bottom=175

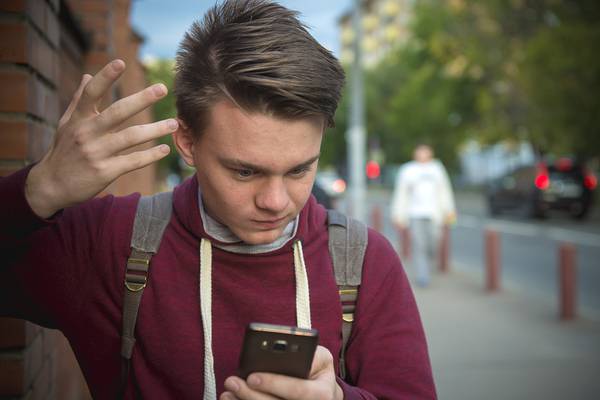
left=218, top=154, right=321, bottom=175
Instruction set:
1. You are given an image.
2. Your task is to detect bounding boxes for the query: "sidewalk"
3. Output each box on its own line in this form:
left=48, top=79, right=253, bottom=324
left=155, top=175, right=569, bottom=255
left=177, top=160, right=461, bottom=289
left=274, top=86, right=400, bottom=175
left=411, top=269, right=600, bottom=400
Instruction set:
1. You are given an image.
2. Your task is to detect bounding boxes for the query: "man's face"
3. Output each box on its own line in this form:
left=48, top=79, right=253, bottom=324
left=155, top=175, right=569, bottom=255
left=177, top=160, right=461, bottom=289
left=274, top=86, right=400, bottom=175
left=190, top=100, right=323, bottom=245
left=414, top=145, right=433, bottom=163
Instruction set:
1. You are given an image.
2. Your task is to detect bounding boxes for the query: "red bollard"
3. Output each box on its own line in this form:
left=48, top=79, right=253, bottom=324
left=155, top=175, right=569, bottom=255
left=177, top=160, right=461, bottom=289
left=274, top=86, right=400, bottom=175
left=559, top=243, right=577, bottom=321
left=485, top=230, right=500, bottom=292
left=439, top=224, right=450, bottom=273
left=371, top=205, right=383, bottom=232
left=401, top=227, right=411, bottom=261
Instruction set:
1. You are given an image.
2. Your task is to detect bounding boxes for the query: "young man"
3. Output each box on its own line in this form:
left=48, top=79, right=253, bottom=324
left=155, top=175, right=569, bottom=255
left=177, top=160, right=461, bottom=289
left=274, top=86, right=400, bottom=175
left=1, top=1, right=436, bottom=399
left=391, top=144, right=456, bottom=287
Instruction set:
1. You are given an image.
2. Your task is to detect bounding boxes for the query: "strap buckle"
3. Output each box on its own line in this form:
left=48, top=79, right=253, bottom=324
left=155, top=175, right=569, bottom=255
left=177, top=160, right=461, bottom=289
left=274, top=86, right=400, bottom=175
left=125, top=275, right=147, bottom=292
left=125, top=256, right=150, bottom=292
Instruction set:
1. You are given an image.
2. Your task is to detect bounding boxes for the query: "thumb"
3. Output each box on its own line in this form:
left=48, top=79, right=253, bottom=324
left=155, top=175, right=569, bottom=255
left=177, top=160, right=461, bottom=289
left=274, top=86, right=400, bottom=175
left=309, top=346, right=334, bottom=378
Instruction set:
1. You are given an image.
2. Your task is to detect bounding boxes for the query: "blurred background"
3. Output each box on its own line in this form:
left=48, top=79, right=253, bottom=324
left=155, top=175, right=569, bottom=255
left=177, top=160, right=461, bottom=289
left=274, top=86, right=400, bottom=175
left=0, top=0, right=598, bottom=399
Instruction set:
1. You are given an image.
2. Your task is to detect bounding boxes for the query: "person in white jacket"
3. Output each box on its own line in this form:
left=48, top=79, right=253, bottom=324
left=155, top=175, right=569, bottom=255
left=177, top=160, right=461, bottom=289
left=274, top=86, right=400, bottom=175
left=391, top=144, right=456, bottom=287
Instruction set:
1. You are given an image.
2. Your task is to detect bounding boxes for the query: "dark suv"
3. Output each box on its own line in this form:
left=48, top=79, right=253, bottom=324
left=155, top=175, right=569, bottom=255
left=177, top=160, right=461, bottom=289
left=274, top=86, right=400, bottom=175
left=486, top=158, right=597, bottom=219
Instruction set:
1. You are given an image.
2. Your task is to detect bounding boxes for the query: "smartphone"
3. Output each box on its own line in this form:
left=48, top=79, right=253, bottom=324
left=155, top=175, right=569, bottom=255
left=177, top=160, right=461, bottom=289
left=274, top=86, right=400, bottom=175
left=238, top=322, right=319, bottom=380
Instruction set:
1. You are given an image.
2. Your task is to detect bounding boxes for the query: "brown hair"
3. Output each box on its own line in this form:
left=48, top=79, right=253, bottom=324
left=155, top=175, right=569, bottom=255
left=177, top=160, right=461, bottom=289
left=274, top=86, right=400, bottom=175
left=174, top=0, right=345, bottom=135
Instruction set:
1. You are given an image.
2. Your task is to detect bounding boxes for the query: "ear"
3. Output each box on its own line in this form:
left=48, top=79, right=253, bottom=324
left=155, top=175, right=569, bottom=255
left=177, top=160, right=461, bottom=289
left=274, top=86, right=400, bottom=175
left=172, top=119, right=196, bottom=167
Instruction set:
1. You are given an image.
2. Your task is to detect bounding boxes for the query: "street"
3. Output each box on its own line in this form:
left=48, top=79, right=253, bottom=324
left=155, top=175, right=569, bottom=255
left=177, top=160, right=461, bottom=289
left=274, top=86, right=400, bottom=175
left=341, top=187, right=600, bottom=320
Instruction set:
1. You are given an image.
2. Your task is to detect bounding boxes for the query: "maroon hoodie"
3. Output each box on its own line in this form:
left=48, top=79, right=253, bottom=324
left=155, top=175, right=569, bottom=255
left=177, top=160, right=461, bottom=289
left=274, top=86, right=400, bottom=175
left=1, top=166, right=436, bottom=399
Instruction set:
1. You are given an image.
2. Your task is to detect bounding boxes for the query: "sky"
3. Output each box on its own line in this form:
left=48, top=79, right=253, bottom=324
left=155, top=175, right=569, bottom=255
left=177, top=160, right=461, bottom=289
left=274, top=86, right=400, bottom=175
left=130, top=0, right=354, bottom=61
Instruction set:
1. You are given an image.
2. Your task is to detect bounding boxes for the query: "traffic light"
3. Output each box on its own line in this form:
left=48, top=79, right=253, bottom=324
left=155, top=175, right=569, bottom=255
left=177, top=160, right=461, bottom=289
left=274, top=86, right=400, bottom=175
left=366, top=160, right=380, bottom=180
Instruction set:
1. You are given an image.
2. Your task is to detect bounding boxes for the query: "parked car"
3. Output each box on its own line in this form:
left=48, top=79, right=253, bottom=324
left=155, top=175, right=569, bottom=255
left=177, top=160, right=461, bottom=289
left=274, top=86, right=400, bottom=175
left=486, top=158, right=597, bottom=219
left=315, top=171, right=346, bottom=199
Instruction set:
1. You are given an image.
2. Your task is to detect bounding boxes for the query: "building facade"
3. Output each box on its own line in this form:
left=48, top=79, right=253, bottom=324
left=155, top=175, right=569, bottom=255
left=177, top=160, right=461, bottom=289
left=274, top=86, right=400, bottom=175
left=0, top=1, right=157, bottom=398
left=339, top=0, right=415, bottom=67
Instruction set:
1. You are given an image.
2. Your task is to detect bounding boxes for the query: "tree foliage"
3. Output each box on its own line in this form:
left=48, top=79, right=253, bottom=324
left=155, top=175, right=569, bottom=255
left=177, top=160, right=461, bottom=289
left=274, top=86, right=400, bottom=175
left=145, top=59, right=180, bottom=176
left=324, top=0, right=600, bottom=170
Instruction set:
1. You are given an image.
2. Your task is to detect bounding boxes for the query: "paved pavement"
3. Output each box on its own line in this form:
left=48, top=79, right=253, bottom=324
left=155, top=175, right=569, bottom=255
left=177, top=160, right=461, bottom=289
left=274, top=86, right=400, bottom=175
left=341, top=187, right=600, bottom=398
left=408, top=267, right=600, bottom=400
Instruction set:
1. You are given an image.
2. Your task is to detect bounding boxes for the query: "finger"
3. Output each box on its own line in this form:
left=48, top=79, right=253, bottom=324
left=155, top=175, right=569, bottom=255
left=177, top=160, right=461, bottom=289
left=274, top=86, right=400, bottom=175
left=59, top=74, right=93, bottom=127
left=106, top=143, right=171, bottom=178
left=308, top=345, right=332, bottom=376
left=246, top=373, right=308, bottom=400
left=96, top=119, right=178, bottom=157
left=244, top=347, right=335, bottom=400
left=224, top=377, right=280, bottom=400
left=92, top=83, right=167, bottom=133
left=76, top=59, right=126, bottom=115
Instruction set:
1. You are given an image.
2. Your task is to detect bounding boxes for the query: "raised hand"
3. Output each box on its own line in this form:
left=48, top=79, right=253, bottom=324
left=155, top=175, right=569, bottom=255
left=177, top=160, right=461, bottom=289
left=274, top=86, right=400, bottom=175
left=25, top=59, right=177, bottom=218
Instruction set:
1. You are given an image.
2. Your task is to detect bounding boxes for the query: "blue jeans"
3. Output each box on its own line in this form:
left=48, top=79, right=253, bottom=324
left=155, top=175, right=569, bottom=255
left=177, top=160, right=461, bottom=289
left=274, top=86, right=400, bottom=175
left=410, top=217, right=440, bottom=287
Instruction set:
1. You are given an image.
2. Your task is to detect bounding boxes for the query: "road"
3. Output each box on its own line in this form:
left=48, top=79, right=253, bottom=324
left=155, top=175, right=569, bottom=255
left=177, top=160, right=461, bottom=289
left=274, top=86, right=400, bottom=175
left=338, top=187, right=600, bottom=320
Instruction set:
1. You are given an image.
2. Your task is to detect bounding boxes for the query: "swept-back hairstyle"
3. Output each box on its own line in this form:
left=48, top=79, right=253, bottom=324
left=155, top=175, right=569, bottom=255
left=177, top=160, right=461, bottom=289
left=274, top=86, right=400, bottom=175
left=174, top=0, right=345, bottom=136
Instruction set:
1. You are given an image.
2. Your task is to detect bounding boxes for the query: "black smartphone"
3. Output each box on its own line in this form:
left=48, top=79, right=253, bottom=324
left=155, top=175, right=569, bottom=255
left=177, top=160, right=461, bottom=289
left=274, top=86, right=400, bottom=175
left=238, top=322, right=319, bottom=379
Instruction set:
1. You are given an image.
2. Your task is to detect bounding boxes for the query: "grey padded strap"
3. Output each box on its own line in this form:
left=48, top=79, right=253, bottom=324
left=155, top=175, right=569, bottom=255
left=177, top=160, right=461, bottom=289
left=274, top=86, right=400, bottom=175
left=119, top=192, right=173, bottom=398
left=130, top=191, right=174, bottom=252
left=121, top=193, right=173, bottom=357
left=327, top=209, right=368, bottom=382
left=327, top=210, right=367, bottom=286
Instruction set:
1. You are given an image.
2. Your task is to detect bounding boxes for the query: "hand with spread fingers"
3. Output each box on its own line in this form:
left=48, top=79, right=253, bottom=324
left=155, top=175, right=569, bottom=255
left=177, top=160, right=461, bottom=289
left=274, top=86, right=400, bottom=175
left=25, top=59, right=177, bottom=218
left=220, top=346, right=344, bottom=400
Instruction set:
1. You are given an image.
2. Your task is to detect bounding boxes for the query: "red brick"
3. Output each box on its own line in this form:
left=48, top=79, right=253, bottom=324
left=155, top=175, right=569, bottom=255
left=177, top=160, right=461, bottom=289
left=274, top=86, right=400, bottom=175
left=0, top=69, right=28, bottom=112
left=25, top=0, right=45, bottom=36
left=69, top=0, right=110, bottom=14
left=0, top=0, right=26, bottom=12
left=0, top=70, right=59, bottom=122
left=27, top=74, right=60, bottom=123
left=0, top=23, right=27, bottom=63
left=44, top=1, right=60, bottom=48
left=0, top=119, right=28, bottom=159
left=0, top=318, right=41, bottom=349
left=85, top=51, right=111, bottom=70
left=28, top=24, right=60, bottom=84
left=28, top=121, right=54, bottom=163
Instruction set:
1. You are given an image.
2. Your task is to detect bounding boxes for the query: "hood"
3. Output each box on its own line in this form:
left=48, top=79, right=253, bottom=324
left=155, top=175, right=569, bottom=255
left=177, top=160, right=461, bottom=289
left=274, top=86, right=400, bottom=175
left=171, top=176, right=328, bottom=255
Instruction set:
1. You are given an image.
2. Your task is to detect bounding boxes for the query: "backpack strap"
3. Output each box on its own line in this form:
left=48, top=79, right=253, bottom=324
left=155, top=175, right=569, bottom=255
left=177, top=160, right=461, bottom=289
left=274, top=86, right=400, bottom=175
left=327, top=209, right=368, bottom=382
left=119, top=191, right=173, bottom=398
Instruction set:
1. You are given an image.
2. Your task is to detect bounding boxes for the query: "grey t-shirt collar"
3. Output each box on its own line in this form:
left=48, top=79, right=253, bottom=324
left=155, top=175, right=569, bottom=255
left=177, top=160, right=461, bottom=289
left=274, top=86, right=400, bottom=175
left=198, top=189, right=298, bottom=254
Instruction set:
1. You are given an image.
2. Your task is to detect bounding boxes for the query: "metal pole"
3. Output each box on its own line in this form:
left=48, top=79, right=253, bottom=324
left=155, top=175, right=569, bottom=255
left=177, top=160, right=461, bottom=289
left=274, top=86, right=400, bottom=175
left=346, top=0, right=366, bottom=222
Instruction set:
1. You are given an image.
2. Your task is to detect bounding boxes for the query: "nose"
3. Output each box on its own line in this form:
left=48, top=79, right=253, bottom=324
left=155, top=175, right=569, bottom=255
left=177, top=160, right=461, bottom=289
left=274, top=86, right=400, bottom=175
left=255, top=177, right=290, bottom=213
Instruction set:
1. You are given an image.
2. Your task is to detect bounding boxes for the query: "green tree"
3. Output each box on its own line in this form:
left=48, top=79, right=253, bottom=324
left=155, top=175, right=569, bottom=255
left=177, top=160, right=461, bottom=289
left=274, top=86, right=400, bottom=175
left=145, top=59, right=181, bottom=176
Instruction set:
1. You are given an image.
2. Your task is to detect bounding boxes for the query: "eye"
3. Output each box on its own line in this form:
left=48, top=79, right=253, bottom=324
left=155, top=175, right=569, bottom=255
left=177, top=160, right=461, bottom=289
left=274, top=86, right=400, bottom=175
left=289, top=166, right=311, bottom=177
left=235, top=168, right=255, bottom=179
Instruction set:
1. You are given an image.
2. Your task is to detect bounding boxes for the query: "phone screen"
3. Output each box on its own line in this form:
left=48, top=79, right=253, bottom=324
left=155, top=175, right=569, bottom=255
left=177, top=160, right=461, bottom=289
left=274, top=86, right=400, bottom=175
left=238, top=322, right=319, bottom=379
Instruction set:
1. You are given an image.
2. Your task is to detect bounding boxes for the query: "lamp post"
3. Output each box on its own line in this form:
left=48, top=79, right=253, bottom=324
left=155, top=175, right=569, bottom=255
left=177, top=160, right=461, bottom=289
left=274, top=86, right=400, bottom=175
left=346, top=0, right=367, bottom=222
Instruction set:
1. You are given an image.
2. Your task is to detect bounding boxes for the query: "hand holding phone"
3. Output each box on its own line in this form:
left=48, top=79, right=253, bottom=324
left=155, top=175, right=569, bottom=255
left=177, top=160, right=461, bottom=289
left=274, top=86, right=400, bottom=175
left=238, top=322, right=319, bottom=379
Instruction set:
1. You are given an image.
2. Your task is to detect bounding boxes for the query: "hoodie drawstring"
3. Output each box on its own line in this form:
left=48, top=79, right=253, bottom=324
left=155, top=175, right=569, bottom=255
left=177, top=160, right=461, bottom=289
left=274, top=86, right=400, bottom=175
left=199, top=238, right=311, bottom=400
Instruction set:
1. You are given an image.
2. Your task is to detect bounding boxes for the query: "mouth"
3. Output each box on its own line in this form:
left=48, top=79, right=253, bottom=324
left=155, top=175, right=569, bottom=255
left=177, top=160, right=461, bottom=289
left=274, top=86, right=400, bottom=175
left=252, top=216, right=287, bottom=229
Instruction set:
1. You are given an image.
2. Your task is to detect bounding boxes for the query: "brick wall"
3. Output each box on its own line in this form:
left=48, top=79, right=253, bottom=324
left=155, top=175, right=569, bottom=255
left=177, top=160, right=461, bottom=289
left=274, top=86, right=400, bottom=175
left=0, top=0, right=158, bottom=398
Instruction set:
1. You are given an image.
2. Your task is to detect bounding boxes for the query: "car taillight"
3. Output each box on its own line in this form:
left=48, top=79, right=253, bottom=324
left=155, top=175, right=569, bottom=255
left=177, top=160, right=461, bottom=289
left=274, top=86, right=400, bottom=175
left=535, top=173, right=550, bottom=190
left=584, top=174, right=597, bottom=190
left=332, top=179, right=346, bottom=193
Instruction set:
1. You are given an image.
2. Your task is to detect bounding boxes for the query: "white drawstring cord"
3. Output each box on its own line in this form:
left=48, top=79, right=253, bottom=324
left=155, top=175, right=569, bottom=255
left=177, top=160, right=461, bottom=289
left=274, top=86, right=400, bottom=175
left=199, top=239, right=311, bottom=399
left=293, top=241, right=312, bottom=329
left=200, top=238, right=216, bottom=400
